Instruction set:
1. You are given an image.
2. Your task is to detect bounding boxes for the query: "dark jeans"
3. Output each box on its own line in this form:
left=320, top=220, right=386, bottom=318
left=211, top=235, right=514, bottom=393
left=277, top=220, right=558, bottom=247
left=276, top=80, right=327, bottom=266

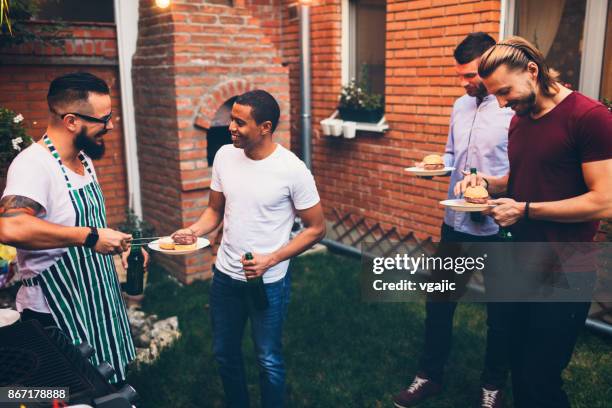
left=506, top=300, right=592, bottom=408
left=210, top=266, right=291, bottom=408
left=21, top=308, right=57, bottom=328
left=418, top=223, right=509, bottom=388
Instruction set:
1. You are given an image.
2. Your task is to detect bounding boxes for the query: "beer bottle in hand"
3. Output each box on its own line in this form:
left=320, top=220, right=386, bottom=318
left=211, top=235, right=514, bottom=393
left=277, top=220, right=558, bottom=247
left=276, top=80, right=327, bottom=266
left=126, top=230, right=145, bottom=295
left=469, top=168, right=484, bottom=223
left=245, top=252, right=269, bottom=310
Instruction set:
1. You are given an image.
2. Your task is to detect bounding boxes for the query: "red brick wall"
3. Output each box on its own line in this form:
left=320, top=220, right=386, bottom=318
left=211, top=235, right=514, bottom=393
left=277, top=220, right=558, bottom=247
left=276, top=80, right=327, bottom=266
left=278, top=1, right=303, bottom=156
left=278, top=0, right=344, bottom=163
left=281, top=0, right=501, bottom=240
left=243, top=0, right=283, bottom=49
left=0, top=22, right=128, bottom=227
left=133, top=0, right=290, bottom=283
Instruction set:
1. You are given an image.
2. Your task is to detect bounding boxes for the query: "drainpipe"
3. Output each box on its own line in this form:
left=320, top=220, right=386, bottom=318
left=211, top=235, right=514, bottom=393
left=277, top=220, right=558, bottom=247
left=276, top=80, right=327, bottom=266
left=114, top=0, right=142, bottom=218
left=585, top=317, right=612, bottom=337
left=299, top=1, right=312, bottom=170
left=321, top=238, right=361, bottom=258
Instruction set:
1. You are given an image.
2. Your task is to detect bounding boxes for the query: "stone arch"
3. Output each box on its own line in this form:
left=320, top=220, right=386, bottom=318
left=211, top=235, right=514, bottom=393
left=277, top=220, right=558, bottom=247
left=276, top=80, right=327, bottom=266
left=194, top=79, right=254, bottom=130
left=205, top=96, right=235, bottom=166
left=194, top=79, right=254, bottom=165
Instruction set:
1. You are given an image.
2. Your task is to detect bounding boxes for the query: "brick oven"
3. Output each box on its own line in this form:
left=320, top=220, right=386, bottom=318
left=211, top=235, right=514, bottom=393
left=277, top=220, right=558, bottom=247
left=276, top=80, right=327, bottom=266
left=132, top=0, right=290, bottom=283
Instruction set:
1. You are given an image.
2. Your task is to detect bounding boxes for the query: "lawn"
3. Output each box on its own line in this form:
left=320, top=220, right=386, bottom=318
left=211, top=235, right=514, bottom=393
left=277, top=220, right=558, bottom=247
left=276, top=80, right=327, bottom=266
left=127, top=251, right=612, bottom=407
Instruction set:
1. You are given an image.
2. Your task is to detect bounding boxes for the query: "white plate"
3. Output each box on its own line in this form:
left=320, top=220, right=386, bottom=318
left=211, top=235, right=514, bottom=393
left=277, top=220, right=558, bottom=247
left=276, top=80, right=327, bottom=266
left=440, top=199, right=494, bottom=212
left=148, top=237, right=210, bottom=255
left=405, top=166, right=455, bottom=177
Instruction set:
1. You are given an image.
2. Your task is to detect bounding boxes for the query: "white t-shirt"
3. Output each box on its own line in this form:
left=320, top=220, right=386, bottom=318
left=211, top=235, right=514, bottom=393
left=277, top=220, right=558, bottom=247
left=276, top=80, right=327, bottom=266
left=2, top=142, right=97, bottom=313
left=212, top=144, right=320, bottom=283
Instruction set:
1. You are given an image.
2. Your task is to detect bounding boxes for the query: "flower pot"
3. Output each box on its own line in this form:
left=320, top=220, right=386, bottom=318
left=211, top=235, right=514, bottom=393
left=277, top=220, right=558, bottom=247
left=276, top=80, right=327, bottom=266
left=329, top=119, right=344, bottom=137
left=338, top=107, right=383, bottom=123
left=342, top=121, right=357, bottom=139
left=320, top=119, right=333, bottom=136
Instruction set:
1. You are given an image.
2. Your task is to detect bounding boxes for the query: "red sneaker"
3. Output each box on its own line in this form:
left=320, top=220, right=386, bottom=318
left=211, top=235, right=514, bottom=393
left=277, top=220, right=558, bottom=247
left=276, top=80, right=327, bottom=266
left=392, top=374, right=442, bottom=407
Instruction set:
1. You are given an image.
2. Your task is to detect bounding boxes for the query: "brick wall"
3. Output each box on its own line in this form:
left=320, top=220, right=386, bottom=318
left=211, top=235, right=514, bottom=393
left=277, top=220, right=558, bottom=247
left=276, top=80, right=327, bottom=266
left=133, top=0, right=290, bottom=283
left=280, top=0, right=501, bottom=241
left=0, top=22, right=128, bottom=227
left=243, top=0, right=283, bottom=50
left=278, top=1, right=302, bottom=157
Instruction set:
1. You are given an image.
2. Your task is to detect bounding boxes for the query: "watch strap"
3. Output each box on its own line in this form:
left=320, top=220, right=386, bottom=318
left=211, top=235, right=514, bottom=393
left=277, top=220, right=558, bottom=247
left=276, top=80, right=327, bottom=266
left=84, top=226, right=99, bottom=248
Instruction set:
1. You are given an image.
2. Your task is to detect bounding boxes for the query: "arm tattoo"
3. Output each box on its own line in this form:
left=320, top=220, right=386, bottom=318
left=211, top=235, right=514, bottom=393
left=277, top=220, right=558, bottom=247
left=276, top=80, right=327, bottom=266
left=0, top=195, right=43, bottom=218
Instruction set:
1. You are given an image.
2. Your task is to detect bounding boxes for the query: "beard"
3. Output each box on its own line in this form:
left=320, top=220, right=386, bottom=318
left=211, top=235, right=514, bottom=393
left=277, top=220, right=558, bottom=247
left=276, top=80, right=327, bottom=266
left=507, top=91, right=537, bottom=117
left=466, top=81, right=487, bottom=99
left=75, top=126, right=106, bottom=160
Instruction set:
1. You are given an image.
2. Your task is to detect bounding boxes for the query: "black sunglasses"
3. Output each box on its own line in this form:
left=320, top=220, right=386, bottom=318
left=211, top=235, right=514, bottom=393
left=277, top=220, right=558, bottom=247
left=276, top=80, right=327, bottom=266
left=55, top=110, right=113, bottom=127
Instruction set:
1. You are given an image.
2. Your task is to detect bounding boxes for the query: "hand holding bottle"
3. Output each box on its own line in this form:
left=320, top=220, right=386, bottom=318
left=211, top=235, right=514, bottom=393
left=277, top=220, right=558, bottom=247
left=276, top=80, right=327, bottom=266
left=242, top=252, right=270, bottom=310
left=241, top=252, right=278, bottom=278
left=121, top=247, right=150, bottom=270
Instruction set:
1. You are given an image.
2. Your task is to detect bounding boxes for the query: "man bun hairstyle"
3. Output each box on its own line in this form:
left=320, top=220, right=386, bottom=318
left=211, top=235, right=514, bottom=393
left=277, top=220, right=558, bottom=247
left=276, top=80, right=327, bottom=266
left=235, top=89, right=281, bottom=133
left=47, top=72, right=110, bottom=113
left=453, top=32, right=496, bottom=65
left=478, top=36, right=560, bottom=97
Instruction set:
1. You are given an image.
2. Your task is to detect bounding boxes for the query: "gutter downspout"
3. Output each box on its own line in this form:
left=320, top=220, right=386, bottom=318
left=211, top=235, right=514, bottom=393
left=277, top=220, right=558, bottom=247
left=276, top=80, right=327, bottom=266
left=299, top=3, right=312, bottom=170
left=114, top=0, right=142, bottom=218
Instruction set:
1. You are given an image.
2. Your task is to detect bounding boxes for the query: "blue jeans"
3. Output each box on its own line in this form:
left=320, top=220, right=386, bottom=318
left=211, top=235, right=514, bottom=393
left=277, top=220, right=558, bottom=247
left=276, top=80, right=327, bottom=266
left=210, top=266, right=291, bottom=408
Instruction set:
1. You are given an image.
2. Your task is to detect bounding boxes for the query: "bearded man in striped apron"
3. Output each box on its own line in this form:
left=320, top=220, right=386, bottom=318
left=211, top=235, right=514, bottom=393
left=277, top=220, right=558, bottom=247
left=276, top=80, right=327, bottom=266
left=0, top=72, right=136, bottom=384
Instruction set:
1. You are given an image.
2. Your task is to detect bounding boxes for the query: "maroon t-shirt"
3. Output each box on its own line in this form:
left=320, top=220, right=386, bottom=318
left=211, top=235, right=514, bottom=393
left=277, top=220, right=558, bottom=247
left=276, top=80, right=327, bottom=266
left=507, top=92, right=612, bottom=242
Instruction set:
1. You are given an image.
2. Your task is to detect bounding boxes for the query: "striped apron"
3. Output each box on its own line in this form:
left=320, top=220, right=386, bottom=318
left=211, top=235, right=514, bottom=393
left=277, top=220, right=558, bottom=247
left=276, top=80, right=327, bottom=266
left=29, top=135, right=136, bottom=382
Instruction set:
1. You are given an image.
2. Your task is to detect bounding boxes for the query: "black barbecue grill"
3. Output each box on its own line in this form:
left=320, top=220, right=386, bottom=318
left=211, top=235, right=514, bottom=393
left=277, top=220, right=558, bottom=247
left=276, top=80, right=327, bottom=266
left=0, top=319, right=138, bottom=407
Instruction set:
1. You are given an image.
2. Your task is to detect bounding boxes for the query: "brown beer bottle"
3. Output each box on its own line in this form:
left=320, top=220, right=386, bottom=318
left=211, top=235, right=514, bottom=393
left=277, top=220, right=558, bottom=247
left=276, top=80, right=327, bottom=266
left=470, top=167, right=484, bottom=223
left=126, top=230, right=145, bottom=295
left=245, top=252, right=269, bottom=310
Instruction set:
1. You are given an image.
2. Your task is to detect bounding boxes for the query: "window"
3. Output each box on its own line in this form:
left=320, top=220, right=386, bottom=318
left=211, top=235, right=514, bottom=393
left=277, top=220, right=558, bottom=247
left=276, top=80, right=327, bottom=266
left=600, top=1, right=612, bottom=99
left=35, top=0, right=114, bottom=23
left=503, top=0, right=609, bottom=98
left=345, top=0, right=386, bottom=95
left=516, top=0, right=585, bottom=90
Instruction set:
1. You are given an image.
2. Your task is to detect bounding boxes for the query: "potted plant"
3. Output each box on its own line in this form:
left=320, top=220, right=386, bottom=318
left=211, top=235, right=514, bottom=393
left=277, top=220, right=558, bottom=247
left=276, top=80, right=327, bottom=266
left=0, top=108, right=33, bottom=178
left=337, top=66, right=384, bottom=123
left=1, top=0, right=68, bottom=49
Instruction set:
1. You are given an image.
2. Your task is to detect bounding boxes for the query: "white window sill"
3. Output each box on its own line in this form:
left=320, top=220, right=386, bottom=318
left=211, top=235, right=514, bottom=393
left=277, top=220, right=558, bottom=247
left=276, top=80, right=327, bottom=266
left=320, top=110, right=389, bottom=138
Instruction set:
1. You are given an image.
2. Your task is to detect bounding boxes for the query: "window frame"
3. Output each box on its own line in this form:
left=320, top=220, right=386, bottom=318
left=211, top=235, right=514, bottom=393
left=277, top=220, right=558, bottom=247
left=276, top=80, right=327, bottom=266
left=341, top=0, right=354, bottom=86
left=327, top=0, right=388, bottom=135
left=500, top=0, right=609, bottom=99
left=341, top=0, right=386, bottom=88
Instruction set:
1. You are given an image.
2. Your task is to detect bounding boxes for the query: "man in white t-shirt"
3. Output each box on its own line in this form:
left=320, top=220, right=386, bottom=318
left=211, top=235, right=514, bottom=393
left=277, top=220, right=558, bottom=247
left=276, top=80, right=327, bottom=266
left=0, top=72, right=136, bottom=383
left=172, top=90, right=326, bottom=407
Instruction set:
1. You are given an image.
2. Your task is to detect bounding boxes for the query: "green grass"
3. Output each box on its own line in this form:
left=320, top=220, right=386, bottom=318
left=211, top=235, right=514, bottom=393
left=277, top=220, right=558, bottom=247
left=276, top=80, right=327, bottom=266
left=127, top=252, right=612, bottom=407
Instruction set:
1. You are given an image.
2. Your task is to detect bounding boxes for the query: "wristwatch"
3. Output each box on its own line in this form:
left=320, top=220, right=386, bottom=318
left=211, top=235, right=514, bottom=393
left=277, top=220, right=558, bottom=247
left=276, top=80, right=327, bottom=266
left=84, top=226, right=99, bottom=248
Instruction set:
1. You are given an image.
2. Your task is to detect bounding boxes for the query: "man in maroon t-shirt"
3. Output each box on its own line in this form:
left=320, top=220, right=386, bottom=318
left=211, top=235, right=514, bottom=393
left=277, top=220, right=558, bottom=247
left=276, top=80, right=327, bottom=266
left=455, top=36, right=611, bottom=408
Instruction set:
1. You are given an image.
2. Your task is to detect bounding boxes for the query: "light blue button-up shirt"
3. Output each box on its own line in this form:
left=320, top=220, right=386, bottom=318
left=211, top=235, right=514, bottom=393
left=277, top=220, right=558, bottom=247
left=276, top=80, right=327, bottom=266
left=443, top=94, right=514, bottom=236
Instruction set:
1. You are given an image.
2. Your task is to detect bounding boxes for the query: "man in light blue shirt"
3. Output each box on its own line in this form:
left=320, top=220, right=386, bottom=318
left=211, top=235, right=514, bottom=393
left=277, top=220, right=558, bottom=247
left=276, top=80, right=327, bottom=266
left=394, top=33, right=514, bottom=408
left=443, top=91, right=513, bottom=236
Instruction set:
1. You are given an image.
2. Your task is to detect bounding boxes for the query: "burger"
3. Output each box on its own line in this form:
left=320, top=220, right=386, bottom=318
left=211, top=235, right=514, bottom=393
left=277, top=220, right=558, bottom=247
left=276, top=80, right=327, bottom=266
left=422, top=154, right=445, bottom=170
left=464, top=185, right=490, bottom=204
left=159, top=233, right=198, bottom=251
left=173, top=233, right=197, bottom=250
left=158, top=237, right=175, bottom=250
